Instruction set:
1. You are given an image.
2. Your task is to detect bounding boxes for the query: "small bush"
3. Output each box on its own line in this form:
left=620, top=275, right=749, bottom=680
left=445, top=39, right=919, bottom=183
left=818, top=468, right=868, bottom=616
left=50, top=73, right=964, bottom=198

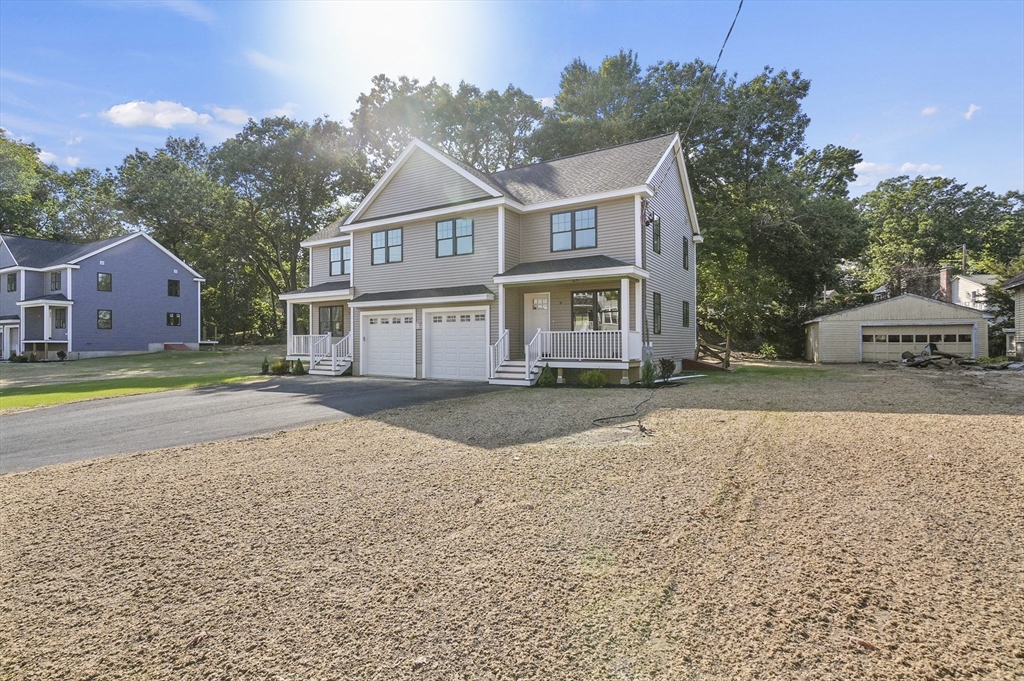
left=261, top=356, right=270, bottom=375
left=292, top=357, right=307, bottom=375
left=536, top=363, right=556, bottom=387
left=56, top=350, right=67, bottom=361
left=580, top=369, right=606, bottom=388
left=658, top=357, right=676, bottom=382
left=758, top=342, right=778, bottom=360
left=640, top=359, right=656, bottom=388
left=268, top=359, right=290, bottom=375
left=13, top=353, right=29, bottom=363
left=27, top=352, right=39, bottom=363
left=8, top=351, right=17, bottom=362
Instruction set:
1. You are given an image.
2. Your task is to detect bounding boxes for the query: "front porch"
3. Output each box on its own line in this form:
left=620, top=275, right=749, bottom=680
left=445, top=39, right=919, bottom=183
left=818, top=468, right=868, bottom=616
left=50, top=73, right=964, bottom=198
left=14, top=296, right=72, bottom=359
left=280, top=281, right=353, bottom=376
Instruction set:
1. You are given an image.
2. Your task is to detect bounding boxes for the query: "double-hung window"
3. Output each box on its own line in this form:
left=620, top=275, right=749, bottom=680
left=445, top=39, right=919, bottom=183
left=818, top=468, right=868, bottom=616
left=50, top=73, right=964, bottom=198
left=436, top=218, right=473, bottom=257
left=168, top=279, right=180, bottom=297
left=653, top=293, right=662, bottom=334
left=682, top=237, right=690, bottom=270
left=571, top=290, right=620, bottom=331
left=682, top=300, right=690, bottom=328
left=318, top=306, right=344, bottom=337
left=53, top=307, right=67, bottom=329
left=167, top=312, right=181, bottom=326
left=330, top=245, right=351, bottom=276
left=97, top=309, right=112, bottom=329
left=551, top=207, right=597, bottom=252
left=651, top=214, right=661, bottom=254
left=97, top=272, right=112, bottom=292
left=371, top=228, right=402, bottom=264
left=50, top=272, right=61, bottom=291
left=6, top=273, right=15, bottom=293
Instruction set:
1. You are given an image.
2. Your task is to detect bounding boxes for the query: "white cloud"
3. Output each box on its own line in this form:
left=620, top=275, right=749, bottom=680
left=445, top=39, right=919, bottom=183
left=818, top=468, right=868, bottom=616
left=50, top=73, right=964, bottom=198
left=66, top=136, right=83, bottom=146
left=853, top=161, right=944, bottom=186
left=101, top=100, right=212, bottom=129
left=921, top=106, right=938, bottom=116
left=537, top=96, right=555, bottom=109
left=964, top=104, right=981, bottom=120
left=157, top=0, right=215, bottom=24
left=899, top=162, right=943, bottom=174
left=267, top=102, right=299, bottom=117
left=244, top=50, right=289, bottom=77
left=38, top=150, right=58, bottom=164
left=212, top=106, right=250, bottom=125
left=0, top=69, right=40, bottom=85
left=64, top=156, right=80, bottom=167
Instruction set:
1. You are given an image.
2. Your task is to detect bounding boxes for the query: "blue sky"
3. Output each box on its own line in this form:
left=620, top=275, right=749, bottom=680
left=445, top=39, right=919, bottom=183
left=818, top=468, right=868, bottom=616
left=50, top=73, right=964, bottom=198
left=1, top=0, right=1021, bottom=196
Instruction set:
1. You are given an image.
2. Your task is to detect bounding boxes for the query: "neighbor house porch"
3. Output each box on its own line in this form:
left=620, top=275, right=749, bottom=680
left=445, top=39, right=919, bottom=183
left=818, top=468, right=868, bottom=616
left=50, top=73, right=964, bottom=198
left=280, top=281, right=353, bottom=376
left=15, top=295, right=72, bottom=359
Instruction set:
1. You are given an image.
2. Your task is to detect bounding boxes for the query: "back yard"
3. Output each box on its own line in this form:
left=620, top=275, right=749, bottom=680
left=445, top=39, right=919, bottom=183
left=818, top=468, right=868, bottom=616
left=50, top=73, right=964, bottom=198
left=1, top=364, right=1022, bottom=679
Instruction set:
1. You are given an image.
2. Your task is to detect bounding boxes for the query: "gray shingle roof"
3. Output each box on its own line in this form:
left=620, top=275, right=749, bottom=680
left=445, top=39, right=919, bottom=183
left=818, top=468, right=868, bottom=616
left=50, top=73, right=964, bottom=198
left=498, top=254, right=629, bottom=278
left=351, top=284, right=493, bottom=303
left=21, top=293, right=72, bottom=303
left=959, top=273, right=998, bottom=286
left=283, top=280, right=351, bottom=296
left=305, top=221, right=346, bottom=243
left=1, top=233, right=130, bottom=268
left=486, top=134, right=676, bottom=205
left=1004, top=271, right=1024, bottom=290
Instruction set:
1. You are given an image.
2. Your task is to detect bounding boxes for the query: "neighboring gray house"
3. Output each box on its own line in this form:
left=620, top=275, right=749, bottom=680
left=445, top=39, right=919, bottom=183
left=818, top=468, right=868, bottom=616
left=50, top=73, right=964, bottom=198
left=1004, top=271, right=1024, bottom=359
left=281, top=133, right=702, bottom=384
left=0, top=232, right=204, bottom=359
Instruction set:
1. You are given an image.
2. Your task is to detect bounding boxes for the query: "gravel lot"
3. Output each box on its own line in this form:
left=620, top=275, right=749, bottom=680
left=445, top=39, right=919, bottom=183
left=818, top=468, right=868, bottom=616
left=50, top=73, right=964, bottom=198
left=1, top=365, right=1022, bottom=680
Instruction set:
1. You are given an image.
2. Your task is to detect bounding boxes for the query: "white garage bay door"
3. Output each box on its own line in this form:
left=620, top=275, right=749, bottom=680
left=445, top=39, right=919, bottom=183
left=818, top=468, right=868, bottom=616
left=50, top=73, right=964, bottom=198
left=861, top=324, right=975, bottom=361
left=425, top=309, right=488, bottom=381
left=363, top=313, right=415, bottom=378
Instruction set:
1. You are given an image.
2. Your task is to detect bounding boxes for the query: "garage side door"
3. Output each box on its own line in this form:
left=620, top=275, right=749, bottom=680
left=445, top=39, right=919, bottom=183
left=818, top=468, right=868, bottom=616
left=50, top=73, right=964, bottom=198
left=862, top=325, right=974, bottom=361
left=364, top=313, right=415, bottom=378
left=426, top=310, right=488, bottom=381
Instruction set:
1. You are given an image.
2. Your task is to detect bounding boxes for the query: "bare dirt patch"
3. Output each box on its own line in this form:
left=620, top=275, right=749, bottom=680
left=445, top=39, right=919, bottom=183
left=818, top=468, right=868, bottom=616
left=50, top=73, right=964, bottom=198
left=1, top=365, right=1022, bottom=679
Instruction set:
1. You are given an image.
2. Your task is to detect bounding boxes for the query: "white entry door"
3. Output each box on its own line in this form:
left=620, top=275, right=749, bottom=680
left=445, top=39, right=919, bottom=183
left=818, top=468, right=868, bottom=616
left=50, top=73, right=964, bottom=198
left=425, top=308, right=488, bottom=381
left=362, top=312, right=415, bottom=378
left=524, top=293, right=550, bottom=345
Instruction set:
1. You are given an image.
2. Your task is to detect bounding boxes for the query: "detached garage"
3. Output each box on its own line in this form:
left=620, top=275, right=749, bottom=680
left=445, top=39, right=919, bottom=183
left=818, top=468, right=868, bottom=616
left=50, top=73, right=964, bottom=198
left=805, top=294, right=990, bottom=363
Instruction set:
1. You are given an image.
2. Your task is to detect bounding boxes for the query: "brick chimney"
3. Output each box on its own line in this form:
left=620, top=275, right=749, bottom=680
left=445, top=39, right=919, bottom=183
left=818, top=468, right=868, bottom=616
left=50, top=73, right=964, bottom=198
left=938, top=266, right=953, bottom=302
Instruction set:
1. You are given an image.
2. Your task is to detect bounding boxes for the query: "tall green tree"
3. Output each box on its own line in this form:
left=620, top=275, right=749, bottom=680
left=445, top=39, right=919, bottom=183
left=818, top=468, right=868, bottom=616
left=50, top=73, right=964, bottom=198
left=0, top=130, right=54, bottom=236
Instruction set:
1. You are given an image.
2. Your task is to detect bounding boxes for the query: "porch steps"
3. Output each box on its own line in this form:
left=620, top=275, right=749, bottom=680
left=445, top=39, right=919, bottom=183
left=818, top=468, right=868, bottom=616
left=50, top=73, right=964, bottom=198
left=489, top=360, right=542, bottom=386
left=309, top=359, right=351, bottom=377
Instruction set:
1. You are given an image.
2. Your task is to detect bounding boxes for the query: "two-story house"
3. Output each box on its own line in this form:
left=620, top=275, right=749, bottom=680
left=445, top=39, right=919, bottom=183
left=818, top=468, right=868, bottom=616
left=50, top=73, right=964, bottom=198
left=280, top=133, right=701, bottom=385
left=0, top=232, right=204, bottom=359
left=1005, top=271, right=1024, bottom=359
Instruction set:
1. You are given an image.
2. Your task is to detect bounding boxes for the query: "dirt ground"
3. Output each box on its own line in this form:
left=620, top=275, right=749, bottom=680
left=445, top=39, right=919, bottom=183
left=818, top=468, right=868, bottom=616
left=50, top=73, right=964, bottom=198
left=1, top=364, right=1022, bottom=680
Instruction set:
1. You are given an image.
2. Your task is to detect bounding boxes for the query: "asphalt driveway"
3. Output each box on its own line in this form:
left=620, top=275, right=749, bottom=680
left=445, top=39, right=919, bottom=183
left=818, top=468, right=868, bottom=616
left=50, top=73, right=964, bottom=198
left=0, top=376, right=504, bottom=474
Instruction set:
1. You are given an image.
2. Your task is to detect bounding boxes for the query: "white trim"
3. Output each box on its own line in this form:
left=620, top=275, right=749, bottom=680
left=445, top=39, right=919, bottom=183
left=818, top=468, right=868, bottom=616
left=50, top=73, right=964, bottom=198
left=422, top=304, right=491, bottom=381
left=497, top=205, right=506, bottom=274
left=0, top=239, right=18, bottom=267
left=300, top=233, right=352, bottom=248
left=672, top=139, right=702, bottom=239
left=620, top=278, right=631, bottom=336
left=66, top=267, right=73, bottom=351
left=345, top=140, right=502, bottom=226
left=197, top=280, right=202, bottom=345
left=278, top=289, right=353, bottom=302
left=308, top=248, right=313, bottom=287
left=17, top=298, right=74, bottom=306
left=634, top=279, right=642, bottom=333
left=0, top=264, right=80, bottom=273
left=494, top=265, right=648, bottom=286
left=342, top=198, right=506, bottom=232
left=498, top=283, right=505, bottom=335
left=634, top=195, right=643, bottom=267
left=358, top=308, right=417, bottom=378
left=518, top=186, right=652, bottom=213
left=349, top=292, right=494, bottom=309
left=645, top=134, right=679, bottom=186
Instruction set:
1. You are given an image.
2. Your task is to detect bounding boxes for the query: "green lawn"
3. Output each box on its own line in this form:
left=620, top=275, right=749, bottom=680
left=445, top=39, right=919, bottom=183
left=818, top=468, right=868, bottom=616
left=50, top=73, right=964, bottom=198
left=0, top=346, right=278, bottom=412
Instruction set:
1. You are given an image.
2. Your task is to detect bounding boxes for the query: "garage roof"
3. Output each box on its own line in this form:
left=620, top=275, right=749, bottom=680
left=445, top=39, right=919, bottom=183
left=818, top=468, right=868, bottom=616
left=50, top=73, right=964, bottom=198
left=805, top=293, right=992, bottom=324
left=351, top=284, right=494, bottom=304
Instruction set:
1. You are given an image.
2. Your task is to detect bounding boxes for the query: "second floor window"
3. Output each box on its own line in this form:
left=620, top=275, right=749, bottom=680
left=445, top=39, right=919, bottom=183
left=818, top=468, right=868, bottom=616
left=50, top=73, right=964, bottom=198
left=330, top=245, right=351, bottom=276
left=167, top=312, right=181, bottom=326
left=97, top=309, right=112, bottom=329
left=436, top=218, right=473, bottom=257
left=7, top=272, right=17, bottom=292
left=683, top=300, right=690, bottom=328
left=168, top=279, right=180, bottom=297
left=551, top=207, right=597, bottom=252
left=651, top=214, right=661, bottom=254
left=97, top=272, right=112, bottom=292
left=653, top=292, right=662, bottom=334
left=50, top=272, right=61, bottom=291
left=683, top=237, right=689, bottom=270
left=371, top=228, right=402, bottom=264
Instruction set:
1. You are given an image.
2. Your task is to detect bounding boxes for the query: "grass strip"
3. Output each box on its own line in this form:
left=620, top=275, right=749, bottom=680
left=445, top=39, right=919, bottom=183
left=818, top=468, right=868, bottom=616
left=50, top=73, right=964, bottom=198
left=0, top=373, right=264, bottom=412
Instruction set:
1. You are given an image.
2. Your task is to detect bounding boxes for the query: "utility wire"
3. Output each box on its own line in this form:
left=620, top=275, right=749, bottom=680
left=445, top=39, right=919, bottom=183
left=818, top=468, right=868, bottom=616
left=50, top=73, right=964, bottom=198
left=682, top=0, right=744, bottom=143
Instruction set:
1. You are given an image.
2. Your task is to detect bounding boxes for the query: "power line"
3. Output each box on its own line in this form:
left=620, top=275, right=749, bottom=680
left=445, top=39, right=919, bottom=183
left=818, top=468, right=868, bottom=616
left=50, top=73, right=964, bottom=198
left=682, top=0, right=744, bottom=143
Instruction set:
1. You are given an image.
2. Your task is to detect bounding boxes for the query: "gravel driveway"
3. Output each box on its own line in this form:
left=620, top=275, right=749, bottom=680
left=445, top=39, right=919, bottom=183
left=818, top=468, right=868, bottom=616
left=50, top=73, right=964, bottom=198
left=1, top=365, right=1022, bottom=679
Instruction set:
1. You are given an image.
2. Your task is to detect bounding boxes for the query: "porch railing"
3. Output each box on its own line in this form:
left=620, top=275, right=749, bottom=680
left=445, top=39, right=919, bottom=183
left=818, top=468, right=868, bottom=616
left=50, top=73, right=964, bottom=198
left=539, top=330, right=643, bottom=362
left=330, top=333, right=353, bottom=370
left=525, top=329, right=543, bottom=381
left=288, top=334, right=329, bottom=357
left=311, top=334, right=331, bottom=367
left=489, top=329, right=509, bottom=378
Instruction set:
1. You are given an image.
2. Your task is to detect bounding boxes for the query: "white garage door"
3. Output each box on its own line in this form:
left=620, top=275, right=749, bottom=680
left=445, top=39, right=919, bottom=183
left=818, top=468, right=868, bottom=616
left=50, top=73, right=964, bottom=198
left=425, top=309, right=488, bottom=381
left=861, top=324, right=974, bottom=361
left=363, top=313, right=415, bottom=378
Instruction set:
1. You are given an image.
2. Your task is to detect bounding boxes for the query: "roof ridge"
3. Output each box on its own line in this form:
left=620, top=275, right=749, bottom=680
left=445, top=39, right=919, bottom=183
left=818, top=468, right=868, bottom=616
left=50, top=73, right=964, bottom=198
left=487, top=132, right=677, bottom=177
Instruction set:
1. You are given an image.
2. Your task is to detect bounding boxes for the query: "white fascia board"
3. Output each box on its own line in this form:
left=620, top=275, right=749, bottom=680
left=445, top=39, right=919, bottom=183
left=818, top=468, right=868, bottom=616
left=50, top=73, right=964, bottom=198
left=493, top=265, right=649, bottom=285
left=278, top=289, right=353, bottom=302
left=300, top=234, right=353, bottom=248
left=675, top=144, right=702, bottom=238
left=0, top=265, right=80, bottom=273
left=645, top=134, right=679, bottom=187
left=17, top=299, right=74, bottom=306
left=349, top=292, right=494, bottom=309
left=517, top=186, right=653, bottom=213
left=343, top=198, right=506, bottom=232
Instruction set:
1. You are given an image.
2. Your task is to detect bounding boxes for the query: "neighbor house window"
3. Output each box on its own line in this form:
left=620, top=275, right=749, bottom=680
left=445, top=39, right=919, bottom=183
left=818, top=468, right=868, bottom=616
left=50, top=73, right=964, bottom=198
left=97, top=309, right=112, bottom=329
left=571, top=290, right=619, bottom=331
left=167, top=279, right=180, bottom=297
left=318, top=306, right=344, bottom=337
left=7, top=273, right=16, bottom=292
left=371, top=228, right=402, bottom=264
left=50, top=272, right=61, bottom=291
left=653, top=293, right=662, bottom=334
left=651, top=214, right=661, bottom=254
left=166, top=313, right=181, bottom=326
left=683, top=237, right=690, bottom=270
left=330, top=245, right=351, bottom=276
left=97, top=272, right=112, bottom=292
left=436, top=218, right=473, bottom=257
left=683, top=300, right=690, bottom=328
left=53, top=307, right=66, bottom=329
left=551, top=207, right=596, bottom=251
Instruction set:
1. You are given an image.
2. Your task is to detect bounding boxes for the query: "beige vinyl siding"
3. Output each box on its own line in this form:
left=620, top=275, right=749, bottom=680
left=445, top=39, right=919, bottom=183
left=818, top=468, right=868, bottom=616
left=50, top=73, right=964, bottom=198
left=645, top=156, right=697, bottom=361
left=309, top=244, right=349, bottom=287
left=361, top=148, right=492, bottom=220
left=518, top=198, right=636, bottom=265
left=1016, top=288, right=1024, bottom=336
left=351, top=300, right=498, bottom=377
left=352, top=207, right=499, bottom=293
left=504, top=209, right=521, bottom=271
left=505, top=278, right=637, bottom=361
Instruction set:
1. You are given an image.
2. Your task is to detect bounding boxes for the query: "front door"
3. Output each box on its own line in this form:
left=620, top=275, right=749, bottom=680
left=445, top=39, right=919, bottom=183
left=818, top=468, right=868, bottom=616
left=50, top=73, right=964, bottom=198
left=524, top=293, right=550, bottom=344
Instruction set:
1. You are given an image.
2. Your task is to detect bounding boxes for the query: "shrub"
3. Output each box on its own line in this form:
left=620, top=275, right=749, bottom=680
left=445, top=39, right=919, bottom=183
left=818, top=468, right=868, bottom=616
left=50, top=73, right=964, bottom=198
left=268, top=359, right=290, bottom=375
left=292, top=357, right=307, bottom=375
left=13, top=353, right=29, bottom=363
left=27, top=352, right=39, bottom=363
left=658, top=358, right=676, bottom=382
left=56, top=350, right=67, bottom=361
left=536, top=363, right=556, bottom=387
left=8, top=351, right=16, bottom=362
left=579, top=369, right=606, bottom=388
left=758, top=342, right=778, bottom=360
left=640, top=359, right=656, bottom=388
left=261, top=356, right=270, bottom=375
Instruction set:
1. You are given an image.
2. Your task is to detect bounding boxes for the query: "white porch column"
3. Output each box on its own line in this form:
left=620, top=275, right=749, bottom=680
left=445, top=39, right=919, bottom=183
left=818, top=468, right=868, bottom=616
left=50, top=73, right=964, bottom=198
left=620, top=277, right=630, bottom=361
left=286, top=300, right=293, bottom=354
left=498, top=283, right=506, bottom=334
left=634, top=279, right=642, bottom=335
left=43, top=303, right=51, bottom=340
